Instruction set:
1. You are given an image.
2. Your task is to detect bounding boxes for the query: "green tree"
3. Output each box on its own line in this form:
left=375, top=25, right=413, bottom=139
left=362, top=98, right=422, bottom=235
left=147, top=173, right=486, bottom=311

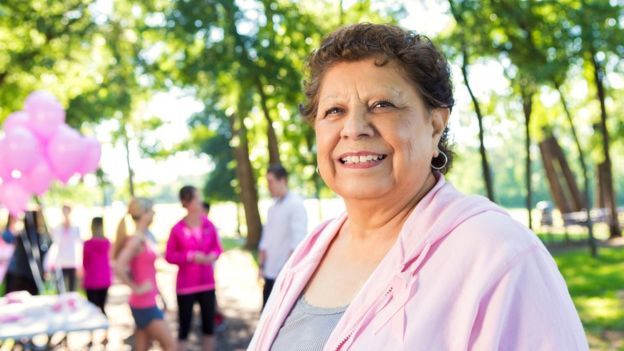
left=151, top=0, right=402, bottom=248
left=572, top=0, right=623, bottom=238
left=0, top=0, right=97, bottom=119
left=447, top=0, right=496, bottom=202
left=66, top=0, right=158, bottom=198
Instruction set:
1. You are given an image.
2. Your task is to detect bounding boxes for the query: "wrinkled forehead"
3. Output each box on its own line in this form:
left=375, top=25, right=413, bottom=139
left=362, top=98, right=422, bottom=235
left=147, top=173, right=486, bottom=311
left=317, top=58, right=417, bottom=102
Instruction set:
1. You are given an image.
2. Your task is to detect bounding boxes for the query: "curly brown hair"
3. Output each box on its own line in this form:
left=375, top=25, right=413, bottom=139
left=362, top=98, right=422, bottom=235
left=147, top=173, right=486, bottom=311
left=301, top=23, right=454, bottom=173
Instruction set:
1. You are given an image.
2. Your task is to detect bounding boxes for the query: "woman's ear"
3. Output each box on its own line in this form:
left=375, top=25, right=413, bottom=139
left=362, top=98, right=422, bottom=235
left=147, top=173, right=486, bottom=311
left=431, top=108, right=450, bottom=150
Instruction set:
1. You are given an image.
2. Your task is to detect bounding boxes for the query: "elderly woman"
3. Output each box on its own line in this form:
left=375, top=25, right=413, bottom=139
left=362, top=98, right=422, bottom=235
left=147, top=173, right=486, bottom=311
left=249, top=24, right=587, bottom=350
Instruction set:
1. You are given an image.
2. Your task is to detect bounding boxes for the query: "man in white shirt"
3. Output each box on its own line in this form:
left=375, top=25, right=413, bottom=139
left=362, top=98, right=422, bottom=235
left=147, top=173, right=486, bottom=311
left=51, top=204, right=82, bottom=291
left=259, top=164, right=308, bottom=308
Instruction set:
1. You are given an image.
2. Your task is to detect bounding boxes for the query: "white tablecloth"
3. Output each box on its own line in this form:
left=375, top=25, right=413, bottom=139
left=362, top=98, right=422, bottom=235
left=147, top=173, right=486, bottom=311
left=0, top=292, right=109, bottom=340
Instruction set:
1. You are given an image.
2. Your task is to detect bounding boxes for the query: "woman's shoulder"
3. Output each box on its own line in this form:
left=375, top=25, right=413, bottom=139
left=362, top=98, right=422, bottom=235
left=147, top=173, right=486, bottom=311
left=85, top=237, right=111, bottom=247
left=287, top=216, right=345, bottom=265
left=170, top=218, right=187, bottom=232
left=461, top=209, right=539, bottom=244
left=201, top=215, right=217, bottom=230
left=126, top=234, right=146, bottom=248
left=441, top=209, right=545, bottom=270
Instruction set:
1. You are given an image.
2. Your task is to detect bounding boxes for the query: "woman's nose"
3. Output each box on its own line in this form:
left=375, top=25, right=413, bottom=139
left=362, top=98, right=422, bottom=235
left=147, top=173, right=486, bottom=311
left=340, top=106, right=374, bottom=140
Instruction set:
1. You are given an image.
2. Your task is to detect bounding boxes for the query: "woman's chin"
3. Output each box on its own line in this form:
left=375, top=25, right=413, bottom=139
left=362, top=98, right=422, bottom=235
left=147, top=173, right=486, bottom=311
left=334, top=183, right=392, bottom=202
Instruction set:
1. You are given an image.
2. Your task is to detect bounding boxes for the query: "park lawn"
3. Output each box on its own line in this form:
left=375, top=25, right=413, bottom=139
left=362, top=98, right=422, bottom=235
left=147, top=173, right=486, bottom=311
left=553, top=247, right=624, bottom=350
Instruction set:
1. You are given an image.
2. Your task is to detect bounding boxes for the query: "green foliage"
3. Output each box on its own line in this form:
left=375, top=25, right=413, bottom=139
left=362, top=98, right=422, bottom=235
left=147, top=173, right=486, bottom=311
left=2, top=0, right=623, bottom=232
left=0, top=0, right=99, bottom=119
left=146, top=0, right=402, bottom=202
left=189, top=106, right=239, bottom=202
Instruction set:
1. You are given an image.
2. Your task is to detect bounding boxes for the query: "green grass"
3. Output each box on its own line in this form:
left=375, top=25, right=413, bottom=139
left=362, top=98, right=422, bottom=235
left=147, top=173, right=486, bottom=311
left=221, top=236, right=246, bottom=252
left=553, top=247, right=624, bottom=349
left=537, top=231, right=591, bottom=243
left=220, top=236, right=259, bottom=264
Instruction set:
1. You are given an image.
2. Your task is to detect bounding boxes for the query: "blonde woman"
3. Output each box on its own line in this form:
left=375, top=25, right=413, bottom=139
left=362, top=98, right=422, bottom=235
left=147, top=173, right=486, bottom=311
left=113, top=197, right=176, bottom=351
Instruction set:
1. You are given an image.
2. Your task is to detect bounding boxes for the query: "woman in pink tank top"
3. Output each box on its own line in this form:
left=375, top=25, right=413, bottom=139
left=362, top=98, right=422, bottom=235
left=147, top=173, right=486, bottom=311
left=113, top=197, right=176, bottom=351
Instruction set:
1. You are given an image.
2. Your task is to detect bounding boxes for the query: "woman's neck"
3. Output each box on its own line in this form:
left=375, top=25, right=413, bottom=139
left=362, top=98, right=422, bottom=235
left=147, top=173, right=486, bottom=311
left=342, top=172, right=436, bottom=242
left=185, top=211, right=202, bottom=226
left=135, top=222, right=149, bottom=234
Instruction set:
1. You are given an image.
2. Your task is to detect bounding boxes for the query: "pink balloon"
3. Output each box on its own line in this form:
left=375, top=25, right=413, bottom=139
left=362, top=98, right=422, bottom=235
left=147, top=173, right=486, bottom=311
left=22, top=161, right=54, bottom=196
left=0, top=144, right=11, bottom=182
left=3, top=111, right=31, bottom=132
left=77, top=137, right=101, bottom=175
left=0, top=181, right=31, bottom=216
left=0, top=127, right=41, bottom=174
left=23, top=91, right=65, bottom=142
left=46, top=125, right=83, bottom=183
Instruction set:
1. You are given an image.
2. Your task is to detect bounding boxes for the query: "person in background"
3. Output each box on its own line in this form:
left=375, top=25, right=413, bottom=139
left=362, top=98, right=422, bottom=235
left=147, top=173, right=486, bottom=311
left=113, top=197, right=176, bottom=351
left=1, top=214, right=18, bottom=291
left=258, top=164, right=308, bottom=308
left=6, top=209, right=50, bottom=295
left=83, top=216, right=112, bottom=345
left=202, top=201, right=211, bottom=215
left=2, top=213, right=17, bottom=244
left=166, top=186, right=222, bottom=351
left=51, top=204, right=82, bottom=292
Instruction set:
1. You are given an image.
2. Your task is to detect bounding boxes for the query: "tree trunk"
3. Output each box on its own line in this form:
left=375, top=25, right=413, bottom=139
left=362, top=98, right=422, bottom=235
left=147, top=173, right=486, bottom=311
left=339, top=0, right=344, bottom=25
left=448, top=0, right=495, bottom=202
left=222, top=1, right=280, bottom=166
left=236, top=202, right=242, bottom=238
left=122, top=127, right=135, bottom=197
left=460, top=46, right=495, bottom=202
left=254, top=76, right=281, bottom=165
left=229, top=113, right=262, bottom=249
left=590, top=53, right=621, bottom=238
left=554, top=81, right=597, bottom=257
left=219, top=1, right=263, bottom=248
left=521, top=88, right=534, bottom=230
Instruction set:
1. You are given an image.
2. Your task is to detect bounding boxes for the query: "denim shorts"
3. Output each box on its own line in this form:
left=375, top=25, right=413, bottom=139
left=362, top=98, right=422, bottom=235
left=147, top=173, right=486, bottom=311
left=130, top=306, right=164, bottom=329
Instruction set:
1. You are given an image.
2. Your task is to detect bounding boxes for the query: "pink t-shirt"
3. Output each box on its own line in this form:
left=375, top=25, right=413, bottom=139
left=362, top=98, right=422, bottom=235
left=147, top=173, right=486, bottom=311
left=128, top=240, right=158, bottom=308
left=82, top=238, right=112, bottom=289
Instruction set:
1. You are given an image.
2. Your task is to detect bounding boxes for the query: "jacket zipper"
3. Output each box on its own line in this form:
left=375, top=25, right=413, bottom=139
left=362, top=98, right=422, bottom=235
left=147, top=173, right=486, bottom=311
left=333, top=286, right=394, bottom=351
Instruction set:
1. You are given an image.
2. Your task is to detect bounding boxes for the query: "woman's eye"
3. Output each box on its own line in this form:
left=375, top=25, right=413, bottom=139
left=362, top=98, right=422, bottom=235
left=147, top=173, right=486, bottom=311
left=324, top=107, right=343, bottom=117
left=371, top=100, right=395, bottom=110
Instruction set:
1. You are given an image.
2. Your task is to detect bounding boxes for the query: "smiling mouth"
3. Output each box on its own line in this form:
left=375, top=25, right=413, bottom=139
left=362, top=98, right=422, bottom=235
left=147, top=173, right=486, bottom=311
left=339, top=154, right=387, bottom=165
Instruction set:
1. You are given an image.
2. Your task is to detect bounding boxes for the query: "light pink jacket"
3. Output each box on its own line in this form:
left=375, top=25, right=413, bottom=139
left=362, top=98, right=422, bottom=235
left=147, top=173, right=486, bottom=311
left=249, top=176, right=588, bottom=350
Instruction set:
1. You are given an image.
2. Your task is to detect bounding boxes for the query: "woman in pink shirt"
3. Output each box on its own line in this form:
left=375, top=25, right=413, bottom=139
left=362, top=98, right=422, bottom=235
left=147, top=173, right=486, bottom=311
left=166, top=185, right=222, bottom=351
left=82, top=216, right=112, bottom=344
left=249, top=24, right=588, bottom=350
left=83, top=217, right=112, bottom=312
left=114, top=197, right=176, bottom=351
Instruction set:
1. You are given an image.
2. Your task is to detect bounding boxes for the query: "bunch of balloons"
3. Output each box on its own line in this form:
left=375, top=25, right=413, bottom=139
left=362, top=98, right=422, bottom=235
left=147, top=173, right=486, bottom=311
left=0, top=91, right=101, bottom=215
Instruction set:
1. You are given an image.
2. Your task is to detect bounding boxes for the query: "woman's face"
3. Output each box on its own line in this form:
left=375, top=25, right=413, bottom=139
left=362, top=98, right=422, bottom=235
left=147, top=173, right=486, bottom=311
left=185, top=189, right=202, bottom=213
left=144, top=208, right=155, bottom=226
left=314, top=58, right=448, bottom=202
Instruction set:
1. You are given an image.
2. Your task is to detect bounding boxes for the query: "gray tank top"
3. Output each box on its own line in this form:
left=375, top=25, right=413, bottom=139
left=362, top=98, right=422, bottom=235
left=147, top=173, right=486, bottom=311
left=270, top=296, right=348, bottom=351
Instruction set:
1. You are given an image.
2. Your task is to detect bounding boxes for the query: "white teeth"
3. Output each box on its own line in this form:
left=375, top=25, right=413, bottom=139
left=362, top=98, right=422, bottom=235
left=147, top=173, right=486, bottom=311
left=341, top=155, right=384, bottom=164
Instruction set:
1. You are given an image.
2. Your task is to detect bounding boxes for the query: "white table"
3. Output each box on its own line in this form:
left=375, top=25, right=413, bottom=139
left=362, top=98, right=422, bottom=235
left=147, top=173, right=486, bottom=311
left=0, top=292, right=108, bottom=347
